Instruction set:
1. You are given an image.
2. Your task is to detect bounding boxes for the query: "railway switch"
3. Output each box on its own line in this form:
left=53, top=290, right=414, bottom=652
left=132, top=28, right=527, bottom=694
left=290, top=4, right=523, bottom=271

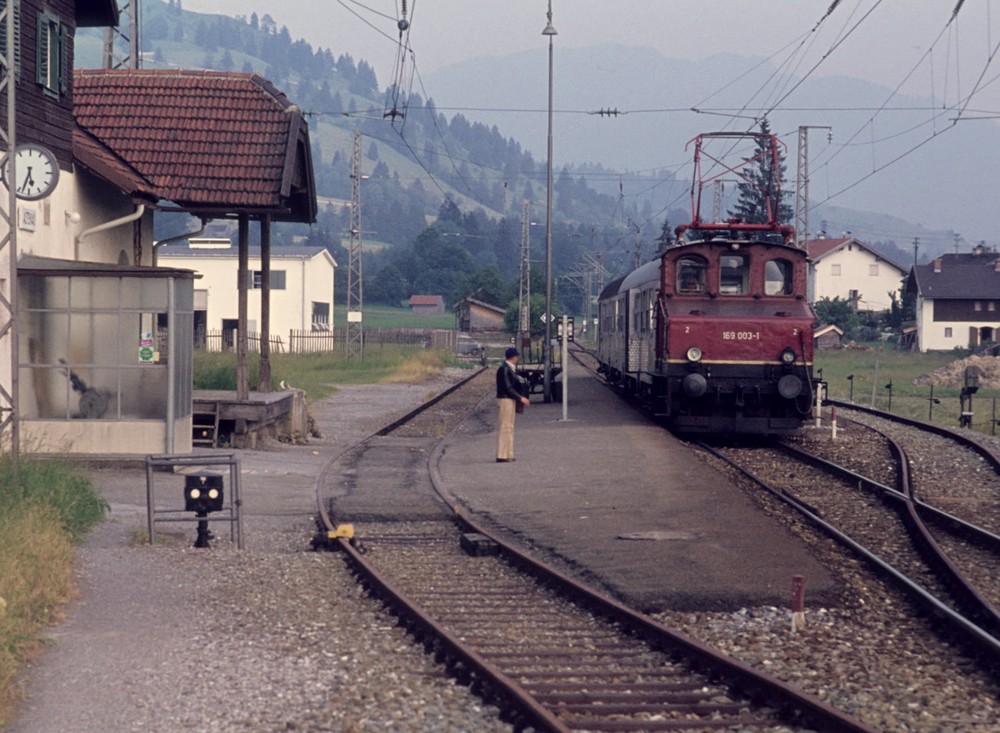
left=184, top=471, right=224, bottom=548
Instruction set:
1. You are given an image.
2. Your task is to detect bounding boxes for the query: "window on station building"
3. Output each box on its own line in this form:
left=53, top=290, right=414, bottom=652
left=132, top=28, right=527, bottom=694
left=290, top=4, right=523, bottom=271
left=18, top=272, right=193, bottom=421
left=36, top=11, right=67, bottom=98
left=719, top=254, right=749, bottom=295
left=764, top=258, right=793, bottom=295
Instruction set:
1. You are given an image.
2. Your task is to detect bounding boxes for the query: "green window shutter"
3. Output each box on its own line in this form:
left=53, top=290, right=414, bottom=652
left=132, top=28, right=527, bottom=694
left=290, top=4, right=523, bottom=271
left=36, top=10, right=62, bottom=98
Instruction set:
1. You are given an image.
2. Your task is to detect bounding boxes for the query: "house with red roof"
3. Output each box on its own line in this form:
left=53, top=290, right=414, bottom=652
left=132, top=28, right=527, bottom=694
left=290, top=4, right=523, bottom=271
left=805, top=236, right=908, bottom=314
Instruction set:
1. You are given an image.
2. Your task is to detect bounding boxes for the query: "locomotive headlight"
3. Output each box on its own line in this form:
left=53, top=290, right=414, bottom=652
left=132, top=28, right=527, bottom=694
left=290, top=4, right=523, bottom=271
left=780, top=348, right=796, bottom=365
left=686, top=346, right=703, bottom=363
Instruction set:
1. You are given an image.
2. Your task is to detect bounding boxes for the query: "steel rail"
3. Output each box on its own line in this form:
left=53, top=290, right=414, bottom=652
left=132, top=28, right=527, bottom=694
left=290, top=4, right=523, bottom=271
left=311, top=366, right=486, bottom=538
left=313, top=367, right=877, bottom=732
left=779, top=436, right=1000, bottom=640
left=827, top=398, right=1000, bottom=473
left=425, top=435, right=877, bottom=731
left=700, top=441, right=1000, bottom=664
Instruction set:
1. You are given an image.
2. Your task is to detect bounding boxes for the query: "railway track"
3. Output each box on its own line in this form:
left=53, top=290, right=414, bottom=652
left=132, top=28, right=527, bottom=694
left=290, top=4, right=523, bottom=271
left=313, top=365, right=876, bottom=732
left=700, top=412, right=1000, bottom=674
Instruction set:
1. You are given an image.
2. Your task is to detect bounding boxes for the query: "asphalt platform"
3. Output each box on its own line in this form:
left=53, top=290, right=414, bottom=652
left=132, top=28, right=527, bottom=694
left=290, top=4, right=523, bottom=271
left=436, top=359, right=837, bottom=612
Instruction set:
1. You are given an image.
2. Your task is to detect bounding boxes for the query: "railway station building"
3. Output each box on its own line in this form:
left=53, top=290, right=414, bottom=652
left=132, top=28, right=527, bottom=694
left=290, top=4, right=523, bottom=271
left=1, top=2, right=317, bottom=456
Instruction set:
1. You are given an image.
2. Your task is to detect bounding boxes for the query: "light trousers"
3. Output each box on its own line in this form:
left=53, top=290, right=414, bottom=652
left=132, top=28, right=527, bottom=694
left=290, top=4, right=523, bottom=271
left=496, top=398, right=516, bottom=460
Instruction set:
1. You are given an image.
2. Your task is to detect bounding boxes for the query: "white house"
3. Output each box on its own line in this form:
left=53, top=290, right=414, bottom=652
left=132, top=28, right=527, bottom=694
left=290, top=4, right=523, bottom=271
left=806, top=236, right=908, bottom=313
left=159, top=239, right=336, bottom=351
left=906, top=247, right=1000, bottom=352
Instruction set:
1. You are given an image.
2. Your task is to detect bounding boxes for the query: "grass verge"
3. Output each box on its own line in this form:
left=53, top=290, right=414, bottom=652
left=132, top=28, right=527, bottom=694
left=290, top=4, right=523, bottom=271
left=194, top=346, right=467, bottom=401
left=0, top=458, right=108, bottom=723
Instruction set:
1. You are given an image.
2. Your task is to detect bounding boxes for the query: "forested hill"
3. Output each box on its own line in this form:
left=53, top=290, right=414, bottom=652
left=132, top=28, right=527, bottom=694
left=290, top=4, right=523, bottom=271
left=75, top=1, right=683, bottom=311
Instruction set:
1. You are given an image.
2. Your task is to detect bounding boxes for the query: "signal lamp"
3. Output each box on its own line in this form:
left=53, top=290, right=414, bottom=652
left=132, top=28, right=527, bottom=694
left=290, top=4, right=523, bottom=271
left=184, top=471, right=224, bottom=548
left=686, top=346, right=703, bottom=362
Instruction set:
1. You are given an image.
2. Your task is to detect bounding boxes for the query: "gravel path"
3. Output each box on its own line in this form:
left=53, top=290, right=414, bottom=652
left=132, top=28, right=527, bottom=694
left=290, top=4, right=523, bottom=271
left=6, top=369, right=512, bottom=733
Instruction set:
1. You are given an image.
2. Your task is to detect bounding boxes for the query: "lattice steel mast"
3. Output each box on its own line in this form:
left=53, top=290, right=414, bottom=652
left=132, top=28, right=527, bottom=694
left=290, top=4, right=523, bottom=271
left=104, top=0, right=140, bottom=69
left=1, top=0, right=19, bottom=455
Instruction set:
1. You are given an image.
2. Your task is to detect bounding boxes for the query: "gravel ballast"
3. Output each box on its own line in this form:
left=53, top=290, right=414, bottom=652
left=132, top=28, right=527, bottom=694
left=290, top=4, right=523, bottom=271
left=8, top=375, right=1000, bottom=732
left=7, top=372, right=512, bottom=733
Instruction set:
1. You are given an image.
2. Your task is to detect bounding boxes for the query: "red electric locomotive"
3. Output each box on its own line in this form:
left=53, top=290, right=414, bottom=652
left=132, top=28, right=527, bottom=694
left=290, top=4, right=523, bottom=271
left=597, top=132, right=817, bottom=434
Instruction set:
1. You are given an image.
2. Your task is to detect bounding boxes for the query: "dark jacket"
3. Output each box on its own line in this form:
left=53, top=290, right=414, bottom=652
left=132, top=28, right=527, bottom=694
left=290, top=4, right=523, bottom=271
left=496, top=361, right=524, bottom=400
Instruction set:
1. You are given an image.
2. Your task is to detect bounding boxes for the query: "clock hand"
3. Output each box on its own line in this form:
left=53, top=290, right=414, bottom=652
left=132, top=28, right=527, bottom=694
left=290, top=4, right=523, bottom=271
left=18, top=167, right=35, bottom=193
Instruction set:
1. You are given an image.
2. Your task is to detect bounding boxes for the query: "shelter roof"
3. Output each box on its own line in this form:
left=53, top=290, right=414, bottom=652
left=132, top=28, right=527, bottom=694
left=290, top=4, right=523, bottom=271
left=73, top=69, right=316, bottom=223
left=77, top=0, right=120, bottom=27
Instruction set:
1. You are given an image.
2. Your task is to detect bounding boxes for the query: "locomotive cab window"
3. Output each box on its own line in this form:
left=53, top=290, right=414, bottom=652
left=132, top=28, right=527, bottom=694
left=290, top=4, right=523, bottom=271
left=764, top=259, right=793, bottom=295
left=676, top=256, right=707, bottom=293
left=719, top=254, right=749, bottom=295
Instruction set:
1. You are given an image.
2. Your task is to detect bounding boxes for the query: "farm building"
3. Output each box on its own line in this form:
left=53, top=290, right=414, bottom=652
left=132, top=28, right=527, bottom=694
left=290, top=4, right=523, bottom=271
left=408, top=295, right=445, bottom=315
left=457, top=298, right=506, bottom=332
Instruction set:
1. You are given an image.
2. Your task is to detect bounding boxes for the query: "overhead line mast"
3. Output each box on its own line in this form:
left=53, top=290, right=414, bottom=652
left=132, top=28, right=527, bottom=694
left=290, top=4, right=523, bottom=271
left=104, top=1, right=141, bottom=69
left=0, top=0, right=18, bottom=455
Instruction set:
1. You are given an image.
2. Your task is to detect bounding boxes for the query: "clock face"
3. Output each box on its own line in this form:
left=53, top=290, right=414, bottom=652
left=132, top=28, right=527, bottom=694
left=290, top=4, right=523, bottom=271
left=1, top=144, right=60, bottom=201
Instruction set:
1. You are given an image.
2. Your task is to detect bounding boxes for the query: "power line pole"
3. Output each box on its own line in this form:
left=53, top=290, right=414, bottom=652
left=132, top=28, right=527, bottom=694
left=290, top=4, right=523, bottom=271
left=518, top=201, right=531, bottom=352
left=347, top=130, right=365, bottom=360
left=542, top=1, right=556, bottom=402
left=795, top=125, right=831, bottom=249
left=104, top=1, right=141, bottom=69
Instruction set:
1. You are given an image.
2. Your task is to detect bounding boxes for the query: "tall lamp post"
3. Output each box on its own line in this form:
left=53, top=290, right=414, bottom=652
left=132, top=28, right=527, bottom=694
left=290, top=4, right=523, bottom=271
left=542, top=1, right=557, bottom=402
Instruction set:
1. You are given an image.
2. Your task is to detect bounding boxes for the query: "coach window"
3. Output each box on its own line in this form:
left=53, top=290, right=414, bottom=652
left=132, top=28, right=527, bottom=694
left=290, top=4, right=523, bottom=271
left=765, top=258, right=793, bottom=295
left=719, top=254, right=749, bottom=295
left=676, top=255, right=707, bottom=293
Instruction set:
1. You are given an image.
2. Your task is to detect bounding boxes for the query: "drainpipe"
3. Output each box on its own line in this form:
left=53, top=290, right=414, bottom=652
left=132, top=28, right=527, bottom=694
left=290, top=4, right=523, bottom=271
left=75, top=204, right=146, bottom=261
left=166, top=277, right=176, bottom=454
left=152, top=216, right=209, bottom=267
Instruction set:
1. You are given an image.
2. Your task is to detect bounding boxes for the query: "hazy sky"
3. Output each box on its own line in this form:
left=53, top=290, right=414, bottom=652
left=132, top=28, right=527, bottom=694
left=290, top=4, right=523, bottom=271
left=178, top=1, right=1000, bottom=242
left=182, top=0, right=1000, bottom=104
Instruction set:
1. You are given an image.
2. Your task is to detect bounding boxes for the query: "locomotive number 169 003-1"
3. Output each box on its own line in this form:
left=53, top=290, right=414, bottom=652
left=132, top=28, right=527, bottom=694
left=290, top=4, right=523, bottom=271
left=721, top=330, right=761, bottom=341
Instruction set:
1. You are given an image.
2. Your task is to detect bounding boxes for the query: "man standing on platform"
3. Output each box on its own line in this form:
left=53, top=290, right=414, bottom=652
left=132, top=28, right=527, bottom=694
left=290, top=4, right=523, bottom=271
left=496, top=347, right=530, bottom=462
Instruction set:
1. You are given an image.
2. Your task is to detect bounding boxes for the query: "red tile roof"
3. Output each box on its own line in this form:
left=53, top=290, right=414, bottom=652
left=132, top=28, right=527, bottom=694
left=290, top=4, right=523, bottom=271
left=804, top=237, right=852, bottom=260
left=73, top=69, right=316, bottom=222
left=409, top=295, right=444, bottom=306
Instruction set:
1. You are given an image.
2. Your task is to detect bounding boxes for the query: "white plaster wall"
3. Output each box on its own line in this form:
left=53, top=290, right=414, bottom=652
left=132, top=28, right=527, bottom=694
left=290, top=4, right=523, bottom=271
left=916, top=298, right=1000, bottom=352
left=14, top=169, right=152, bottom=265
left=812, top=246, right=905, bottom=311
left=163, top=249, right=335, bottom=344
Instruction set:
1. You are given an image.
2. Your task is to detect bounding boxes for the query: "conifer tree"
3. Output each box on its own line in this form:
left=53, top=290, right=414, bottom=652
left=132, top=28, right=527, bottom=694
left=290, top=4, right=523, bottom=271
left=728, top=119, right=793, bottom=225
